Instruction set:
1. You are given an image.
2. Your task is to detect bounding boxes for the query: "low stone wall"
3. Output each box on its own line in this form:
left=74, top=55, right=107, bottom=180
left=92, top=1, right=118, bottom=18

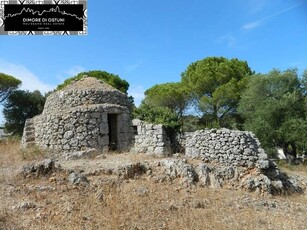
left=130, top=121, right=269, bottom=170
left=130, top=119, right=172, bottom=156
left=178, top=129, right=269, bottom=169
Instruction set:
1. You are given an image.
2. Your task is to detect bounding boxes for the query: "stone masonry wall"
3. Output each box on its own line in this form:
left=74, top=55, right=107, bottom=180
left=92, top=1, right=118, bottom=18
left=178, top=129, right=269, bottom=169
left=21, top=77, right=134, bottom=153
left=23, top=104, right=132, bottom=152
left=130, top=121, right=269, bottom=170
left=43, top=89, right=131, bottom=114
left=130, top=119, right=172, bottom=157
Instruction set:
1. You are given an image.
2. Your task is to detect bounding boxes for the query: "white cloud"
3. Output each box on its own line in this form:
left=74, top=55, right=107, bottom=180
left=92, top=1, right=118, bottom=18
left=242, top=21, right=262, bottom=30
left=241, top=1, right=307, bottom=31
left=0, top=60, right=57, bottom=125
left=245, top=0, right=268, bottom=14
left=56, top=66, right=85, bottom=82
left=218, top=34, right=237, bottom=47
left=128, top=85, right=145, bottom=107
left=126, top=60, right=143, bottom=72
left=66, top=66, right=85, bottom=76
left=0, top=59, right=55, bottom=93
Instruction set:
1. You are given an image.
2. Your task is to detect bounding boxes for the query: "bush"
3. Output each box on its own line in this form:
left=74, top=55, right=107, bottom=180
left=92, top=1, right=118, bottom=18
left=56, top=70, right=129, bottom=94
left=133, top=103, right=180, bottom=130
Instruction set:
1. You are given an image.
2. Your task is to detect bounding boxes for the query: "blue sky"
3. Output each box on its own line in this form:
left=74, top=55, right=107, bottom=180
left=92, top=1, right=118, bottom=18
left=0, top=0, right=307, bottom=125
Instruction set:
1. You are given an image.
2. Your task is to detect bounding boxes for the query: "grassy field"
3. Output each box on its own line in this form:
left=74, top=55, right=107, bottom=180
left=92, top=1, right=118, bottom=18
left=0, top=140, right=306, bottom=230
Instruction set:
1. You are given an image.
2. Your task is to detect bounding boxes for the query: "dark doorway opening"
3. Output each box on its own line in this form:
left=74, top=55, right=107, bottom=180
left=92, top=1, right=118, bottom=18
left=108, top=114, right=118, bottom=150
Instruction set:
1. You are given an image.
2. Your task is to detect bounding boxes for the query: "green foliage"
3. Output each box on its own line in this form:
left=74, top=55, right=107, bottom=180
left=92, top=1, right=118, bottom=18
left=238, top=68, right=306, bottom=158
left=0, top=73, right=22, bottom=103
left=133, top=103, right=180, bottom=129
left=301, top=70, right=307, bottom=95
left=302, top=70, right=307, bottom=112
left=181, top=115, right=203, bottom=132
left=280, top=118, right=307, bottom=150
left=144, top=82, right=191, bottom=118
left=181, top=57, right=252, bottom=128
left=56, top=70, right=130, bottom=94
left=3, top=90, right=46, bottom=136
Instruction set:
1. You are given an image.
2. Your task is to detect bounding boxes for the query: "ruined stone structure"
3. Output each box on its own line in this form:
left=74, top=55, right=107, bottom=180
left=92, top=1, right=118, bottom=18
left=21, top=77, right=305, bottom=194
left=130, top=119, right=172, bottom=156
left=130, top=120, right=268, bottom=169
left=22, top=77, right=133, bottom=152
left=21, top=76, right=271, bottom=171
left=179, top=129, right=269, bottom=169
left=129, top=123, right=304, bottom=195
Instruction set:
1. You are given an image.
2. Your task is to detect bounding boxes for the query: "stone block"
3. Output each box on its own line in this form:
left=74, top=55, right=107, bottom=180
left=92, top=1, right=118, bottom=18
left=154, top=147, right=166, bottom=156
left=98, top=135, right=108, bottom=146
left=69, top=139, right=79, bottom=147
left=64, top=131, right=74, bottom=139
left=257, top=160, right=269, bottom=169
left=91, top=112, right=101, bottom=118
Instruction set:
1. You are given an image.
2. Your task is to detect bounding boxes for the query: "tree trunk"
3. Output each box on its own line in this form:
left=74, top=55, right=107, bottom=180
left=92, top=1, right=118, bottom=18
left=290, top=142, right=297, bottom=159
left=213, top=105, right=220, bottom=127
left=282, top=142, right=297, bottom=164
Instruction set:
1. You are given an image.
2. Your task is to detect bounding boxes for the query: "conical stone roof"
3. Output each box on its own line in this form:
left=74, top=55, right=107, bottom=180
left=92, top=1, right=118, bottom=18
left=63, top=76, right=121, bottom=92
left=43, top=76, right=130, bottom=114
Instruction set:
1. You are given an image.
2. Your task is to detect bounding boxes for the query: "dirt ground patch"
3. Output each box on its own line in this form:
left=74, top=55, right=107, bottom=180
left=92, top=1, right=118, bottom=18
left=1, top=142, right=307, bottom=230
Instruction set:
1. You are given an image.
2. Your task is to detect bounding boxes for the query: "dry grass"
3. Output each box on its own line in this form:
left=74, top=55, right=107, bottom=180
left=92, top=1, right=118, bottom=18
left=17, top=145, right=47, bottom=161
left=0, top=141, right=307, bottom=230
left=0, top=139, right=22, bottom=164
left=278, top=161, right=307, bottom=174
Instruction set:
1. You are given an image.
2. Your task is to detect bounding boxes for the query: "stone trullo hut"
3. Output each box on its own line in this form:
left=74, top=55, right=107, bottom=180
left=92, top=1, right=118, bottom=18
left=21, top=77, right=133, bottom=153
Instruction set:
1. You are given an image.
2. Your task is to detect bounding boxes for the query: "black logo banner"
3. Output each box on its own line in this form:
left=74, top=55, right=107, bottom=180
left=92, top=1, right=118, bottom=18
left=0, top=0, right=87, bottom=35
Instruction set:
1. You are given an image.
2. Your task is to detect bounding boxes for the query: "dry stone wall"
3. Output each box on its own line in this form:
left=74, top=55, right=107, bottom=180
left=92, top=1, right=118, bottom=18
left=43, top=88, right=131, bottom=114
left=130, top=119, right=172, bottom=157
left=130, top=121, right=269, bottom=171
left=178, top=129, right=269, bottom=170
left=27, top=104, right=131, bottom=152
left=21, top=77, right=133, bottom=153
left=129, top=124, right=304, bottom=195
left=130, top=120, right=269, bottom=170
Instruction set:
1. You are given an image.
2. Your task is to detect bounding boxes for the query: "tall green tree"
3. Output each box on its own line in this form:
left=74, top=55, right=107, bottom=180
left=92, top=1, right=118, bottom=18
left=56, top=70, right=130, bottom=94
left=0, top=73, right=22, bottom=103
left=181, top=57, right=253, bottom=128
left=143, top=82, right=191, bottom=118
left=238, top=69, right=306, bottom=160
left=302, top=70, right=307, bottom=112
left=3, top=90, right=46, bottom=136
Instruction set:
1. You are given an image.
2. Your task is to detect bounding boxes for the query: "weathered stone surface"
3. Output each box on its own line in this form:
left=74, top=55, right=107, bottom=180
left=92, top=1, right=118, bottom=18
left=21, top=159, right=57, bottom=178
left=68, top=171, right=89, bottom=185
left=194, top=162, right=239, bottom=188
left=64, top=148, right=99, bottom=160
left=241, top=174, right=272, bottom=194
left=156, top=159, right=198, bottom=186
left=21, top=77, right=134, bottom=153
left=153, top=158, right=305, bottom=194
left=257, top=160, right=270, bottom=169
left=117, top=162, right=148, bottom=179
left=176, top=128, right=268, bottom=170
left=130, top=119, right=172, bottom=157
left=13, top=201, right=37, bottom=210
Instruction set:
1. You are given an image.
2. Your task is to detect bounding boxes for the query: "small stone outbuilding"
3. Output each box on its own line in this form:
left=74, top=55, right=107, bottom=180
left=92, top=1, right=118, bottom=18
left=21, top=77, right=133, bottom=153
